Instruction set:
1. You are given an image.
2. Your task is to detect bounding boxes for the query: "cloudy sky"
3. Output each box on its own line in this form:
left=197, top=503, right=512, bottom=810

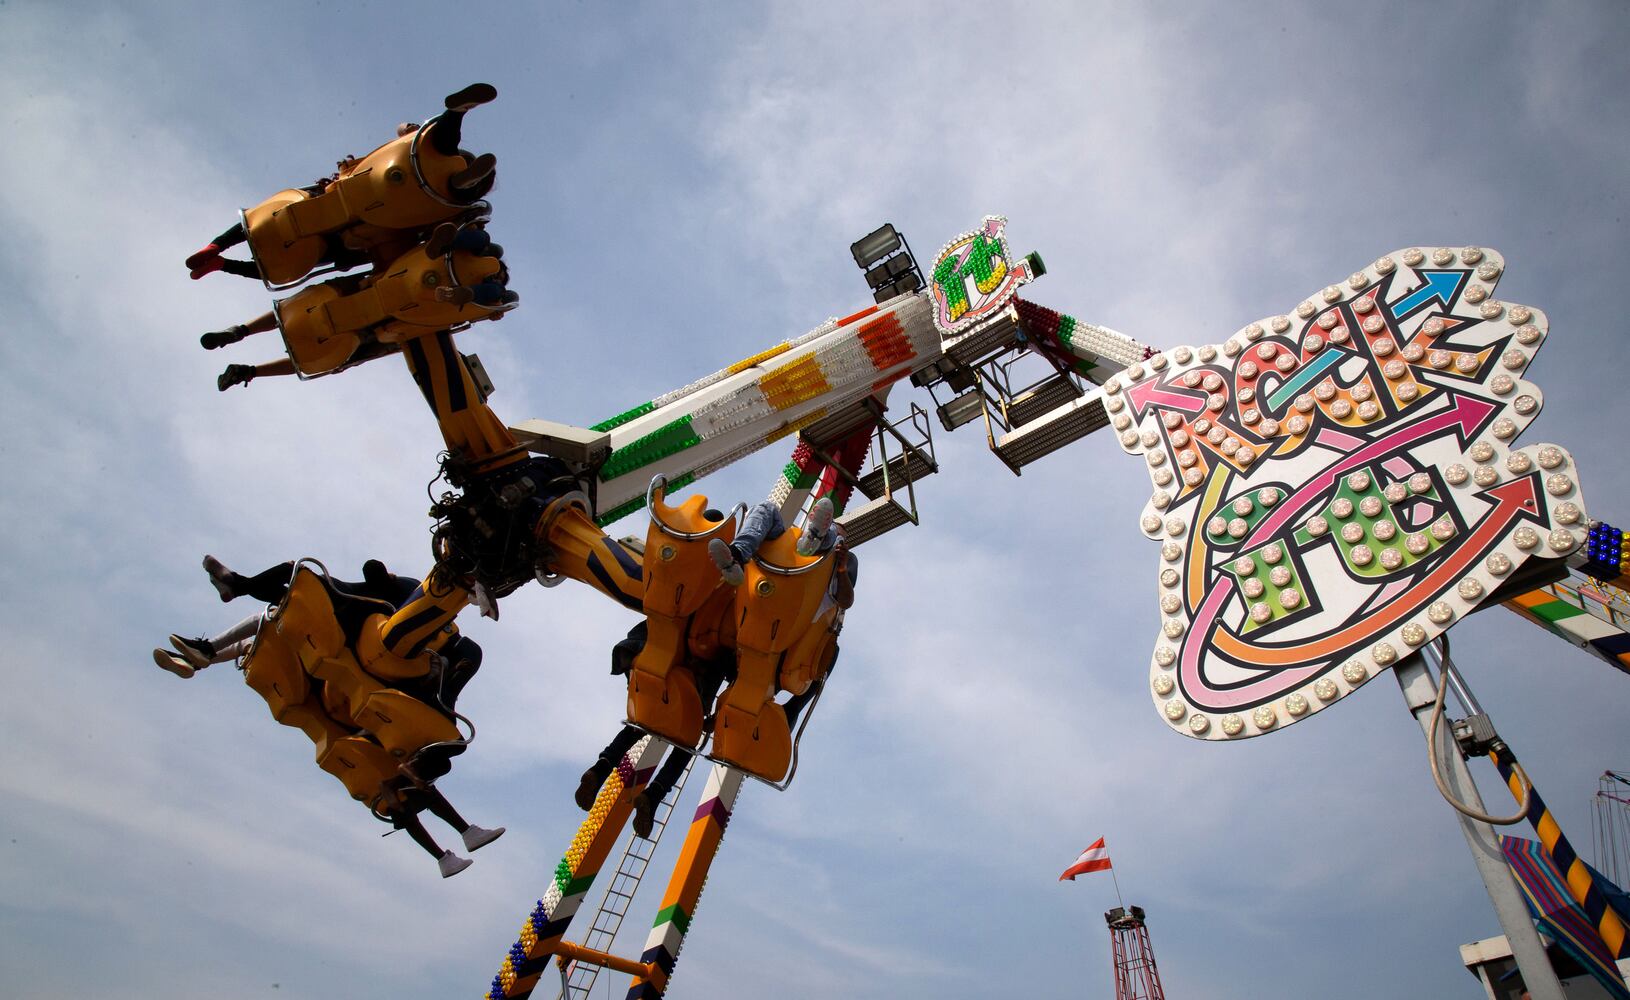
left=2, top=2, right=1628, bottom=998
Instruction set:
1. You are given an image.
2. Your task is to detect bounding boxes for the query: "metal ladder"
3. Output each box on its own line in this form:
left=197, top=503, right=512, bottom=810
left=558, top=756, right=696, bottom=999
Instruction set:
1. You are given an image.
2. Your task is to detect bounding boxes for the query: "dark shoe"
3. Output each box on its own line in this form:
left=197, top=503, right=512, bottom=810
left=444, top=83, right=498, bottom=113
left=423, top=222, right=457, bottom=259
left=575, top=769, right=603, bottom=811
left=169, top=634, right=215, bottom=670
left=632, top=791, right=657, bottom=839
left=217, top=364, right=256, bottom=392
left=189, top=256, right=225, bottom=280
left=478, top=242, right=503, bottom=259
left=449, top=152, right=496, bottom=191
left=185, top=243, right=222, bottom=270
left=200, top=325, right=249, bottom=350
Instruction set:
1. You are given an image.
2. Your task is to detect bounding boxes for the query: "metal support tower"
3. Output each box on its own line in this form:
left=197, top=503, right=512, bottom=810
left=1105, top=905, right=1166, bottom=1000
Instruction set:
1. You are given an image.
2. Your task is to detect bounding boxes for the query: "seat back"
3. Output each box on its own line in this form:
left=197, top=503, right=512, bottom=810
left=735, top=529, right=835, bottom=656
left=279, top=698, right=355, bottom=759
left=329, top=127, right=467, bottom=232
left=276, top=567, right=347, bottom=668
left=355, top=689, right=461, bottom=760
left=712, top=649, right=793, bottom=783
left=643, top=492, right=734, bottom=620
left=241, top=622, right=310, bottom=722
left=273, top=283, right=361, bottom=376
left=242, top=188, right=327, bottom=286
left=317, top=735, right=399, bottom=803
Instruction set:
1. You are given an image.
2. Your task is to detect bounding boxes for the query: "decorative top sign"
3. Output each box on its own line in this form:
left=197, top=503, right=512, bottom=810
left=928, top=216, right=1034, bottom=337
left=1109, top=247, right=1589, bottom=740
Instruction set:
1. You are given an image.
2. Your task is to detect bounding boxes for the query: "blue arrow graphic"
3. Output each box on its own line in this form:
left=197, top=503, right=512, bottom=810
left=1391, top=270, right=1463, bottom=319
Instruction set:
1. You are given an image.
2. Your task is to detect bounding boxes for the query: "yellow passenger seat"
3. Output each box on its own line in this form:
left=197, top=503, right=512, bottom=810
left=275, top=567, right=461, bottom=760
left=241, top=621, right=310, bottom=722
left=241, top=188, right=330, bottom=287
left=271, top=241, right=505, bottom=377
left=713, top=528, right=836, bottom=781
left=293, top=125, right=471, bottom=235
left=626, top=487, right=735, bottom=749
left=317, top=735, right=401, bottom=804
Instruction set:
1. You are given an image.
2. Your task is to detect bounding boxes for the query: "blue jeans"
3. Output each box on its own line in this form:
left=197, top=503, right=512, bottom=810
left=728, top=501, right=785, bottom=564
left=728, top=500, right=835, bottom=563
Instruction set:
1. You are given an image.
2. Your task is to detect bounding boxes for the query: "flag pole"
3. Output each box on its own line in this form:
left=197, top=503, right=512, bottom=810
left=1108, top=847, right=1125, bottom=910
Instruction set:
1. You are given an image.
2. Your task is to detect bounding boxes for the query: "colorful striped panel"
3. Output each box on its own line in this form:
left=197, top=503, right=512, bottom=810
left=624, top=764, right=745, bottom=999
left=857, top=313, right=915, bottom=372
left=1500, top=836, right=1630, bottom=1000
left=488, top=737, right=668, bottom=1000
left=580, top=296, right=942, bottom=530
left=1503, top=581, right=1630, bottom=678
left=1490, top=748, right=1629, bottom=961
left=598, top=416, right=703, bottom=483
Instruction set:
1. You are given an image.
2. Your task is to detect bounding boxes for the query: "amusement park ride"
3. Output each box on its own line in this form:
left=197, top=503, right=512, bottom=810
left=165, top=87, right=1630, bottom=999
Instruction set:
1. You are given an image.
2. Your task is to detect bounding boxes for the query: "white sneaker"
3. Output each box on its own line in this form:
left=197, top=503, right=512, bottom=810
left=152, top=648, right=196, bottom=679
left=462, top=825, right=505, bottom=852
left=438, top=850, right=473, bottom=878
left=797, top=497, right=835, bottom=556
left=708, top=538, right=744, bottom=586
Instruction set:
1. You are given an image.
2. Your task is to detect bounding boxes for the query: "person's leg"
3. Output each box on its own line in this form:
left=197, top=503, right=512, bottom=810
left=398, top=810, right=446, bottom=858
left=420, top=785, right=468, bottom=833
left=437, top=636, right=482, bottom=708
left=217, top=358, right=296, bottom=392
left=730, top=501, right=786, bottom=563
left=209, top=613, right=263, bottom=655
left=422, top=785, right=505, bottom=852
left=796, top=496, right=837, bottom=556
left=395, top=808, right=473, bottom=877
left=610, top=620, right=648, bottom=676
left=208, top=560, right=298, bottom=604
left=201, top=311, right=276, bottom=350
left=633, top=746, right=692, bottom=839
left=165, top=613, right=262, bottom=670
left=448, top=153, right=496, bottom=195
left=428, top=84, right=497, bottom=157
left=185, top=224, right=248, bottom=269
left=577, top=725, right=644, bottom=810
left=710, top=501, right=783, bottom=585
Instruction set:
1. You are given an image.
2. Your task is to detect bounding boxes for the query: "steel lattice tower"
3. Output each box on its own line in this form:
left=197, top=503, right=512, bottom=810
left=1105, top=905, right=1166, bottom=1000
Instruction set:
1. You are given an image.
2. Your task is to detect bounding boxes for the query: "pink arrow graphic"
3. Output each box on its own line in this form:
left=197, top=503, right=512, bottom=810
left=1125, top=376, right=1208, bottom=420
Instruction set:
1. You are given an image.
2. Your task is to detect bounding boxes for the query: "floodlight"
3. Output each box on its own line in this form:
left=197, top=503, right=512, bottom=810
left=937, top=389, right=984, bottom=431
left=851, top=224, right=902, bottom=268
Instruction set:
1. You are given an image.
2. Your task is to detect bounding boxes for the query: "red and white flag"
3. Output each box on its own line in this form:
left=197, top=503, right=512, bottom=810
left=1059, top=837, right=1112, bottom=881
